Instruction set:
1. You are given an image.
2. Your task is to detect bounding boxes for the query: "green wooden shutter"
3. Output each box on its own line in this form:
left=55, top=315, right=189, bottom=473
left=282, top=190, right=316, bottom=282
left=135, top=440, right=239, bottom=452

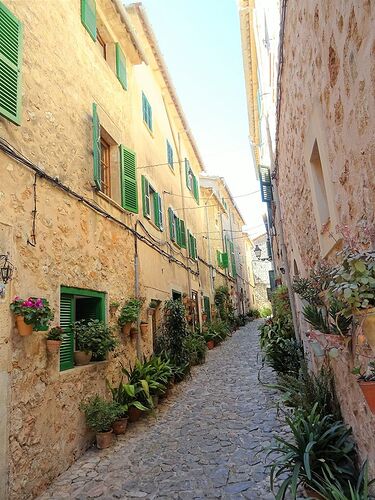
left=259, top=165, right=272, bottom=203
left=185, top=159, right=190, bottom=188
left=180, top=220, right=186, bottom=248
left=193, top=175, right=199, bottom=203
left=229, top=240, right=236, bottom=277
left=60, top=294, right=74, bottom=371
left=142, top=92, right=146, bottom=122
left=0, top=2, right=23, bottom=125
left=158, top=194, right=163, bottom=229
left=115, top=43, right=127, bottom=90
left=141, top=175, right=150, bottom=217
left=92, top=103, right=101, bottom=189
left=222, top=252, right=229, bottom=269
left=153, top=191, right=160, bottom=228
left=81, top=0, right=96, bottom=41
left=203, top=296, right=211, bottom=321
left=167, top=141, right=173, bottom=168
left=193, top=236, right=197, bottom=259
left=168, top=208, right=175, bottom=240
left=175, top=217, right=181, bottom=246
left=187, top=229, right=191, bottom=255
left=120, top=145, right=138, bottom=213
left=148, top=102, right=153, bottom=131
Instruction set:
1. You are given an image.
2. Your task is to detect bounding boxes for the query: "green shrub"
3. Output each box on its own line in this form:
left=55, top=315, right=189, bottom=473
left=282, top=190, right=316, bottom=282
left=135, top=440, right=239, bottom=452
left=72, top=319, right=118, bottom=360
left=269, top=404, right=357, bottom=499
left=271, top=286, right=292, bottom=325
left=214, top=286, right=234, bottom=322
left=260, top=306, right=272, bottom=318
left=118, top=298, right=142, bottom=326
left=80, top=395, right=122, bottom=433
left=264, top=337, right=303, bottom=376
left=184, top=333, right=207, bottom=365
left=206, top=319, right=230, bottom=345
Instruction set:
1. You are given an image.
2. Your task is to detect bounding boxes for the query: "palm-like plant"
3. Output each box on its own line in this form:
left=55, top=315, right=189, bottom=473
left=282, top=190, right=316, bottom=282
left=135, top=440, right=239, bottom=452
left=268, top=404, right=357, bottom=500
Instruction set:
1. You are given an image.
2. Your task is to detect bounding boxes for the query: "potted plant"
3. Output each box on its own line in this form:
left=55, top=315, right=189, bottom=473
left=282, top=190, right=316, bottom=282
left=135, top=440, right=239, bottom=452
left=118, top=298, right=142, bottom=335
left=329, top=250, right=375, bottom=352
left=109, top=301, right=120, bottom=315
left=353, top=362, right=375, bottom=413
left=147, top=299, right=158, bottom=315
left=80, top=395, right=121, bottom=449
left=204, top=330, right=216, bottom=350
left=46, top=326, right=63, bottom=353
left=10, top=296, right=53, bottom=336
left=140, top=321, right=148, bottom=335
left=72, top=320, right=118, bottom=365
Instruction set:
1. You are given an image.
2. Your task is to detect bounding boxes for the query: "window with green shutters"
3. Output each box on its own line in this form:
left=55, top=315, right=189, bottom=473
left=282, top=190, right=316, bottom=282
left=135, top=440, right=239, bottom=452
left=0, top=2, right=23, bottom=125
left=142, top=176, right=163, bottom=230
left=185, top=159, right=199, bottom=203
left=179, top=219, right=186, bottom=248
left=115, top=43, right=127, bottom=90
left=216, top=250, right=229, bottom=269
left=188, top=230, right=197, bottom=260
left=142, top=92, right=152, bottom=131
left=168, top=207, right=175, bottom=241
left=168, top=208, right=185, bottom=245
left=167, top=140, right=174, bottom=169
left=81, top=0, right=96, bottom=41
left=229, top=240, right=236, bottom=277
left=59, top=287, right=105, bottom=371
left=203, top=296, right=211, bottom=321
left=120, top=145, right=138, bottom=213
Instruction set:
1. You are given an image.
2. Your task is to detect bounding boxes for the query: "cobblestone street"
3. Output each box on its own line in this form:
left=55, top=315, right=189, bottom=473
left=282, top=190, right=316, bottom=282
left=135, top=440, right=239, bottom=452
left=39, top=321, right=287, bottom=499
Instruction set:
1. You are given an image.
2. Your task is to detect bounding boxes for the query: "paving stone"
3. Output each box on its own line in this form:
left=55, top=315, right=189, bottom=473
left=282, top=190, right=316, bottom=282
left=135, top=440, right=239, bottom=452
left=38, top=322, right=288, bottom=499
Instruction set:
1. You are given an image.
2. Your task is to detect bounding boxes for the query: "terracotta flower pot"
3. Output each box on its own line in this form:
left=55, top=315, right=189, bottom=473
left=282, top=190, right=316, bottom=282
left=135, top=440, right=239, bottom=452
left=355, top=308, right=375, bottom=354
left=140, top=323, right=148, bottom=335
left=16, top=316, right=33, bottom=336
left=128, top=406, right=143, bottom=422
left=130, top=327, right=138, bottom=336
left=46, top=339, right=61, bottom=354
left=358, top=380, right=375, bottom=413
left=122, top=323, right=132, bottom=336
left=112, top=418, right=128, bottom=435
left=96, top=430, right=113, bottom=449
left=207, top=340, right=215, bottom=350
left=74, top=350, right=92, bottom=366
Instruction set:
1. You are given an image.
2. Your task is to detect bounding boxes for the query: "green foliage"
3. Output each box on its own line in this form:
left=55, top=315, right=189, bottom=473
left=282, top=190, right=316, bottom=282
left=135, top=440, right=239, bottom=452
left=269, top=404, right=357, bottom=499
left=80, top=395, right=122, bottom=433
left=46, top=326, right=63, bottom=341
left=274, top=362, right=342, bottom=421
left=118, top=298, right=142, bottom=326
left=292, top=263, right=332, bottom=306
left=10, top=296, right=53, bottom=327
left=205, top=320, right=230, bottom=345
left=264, top=337, right=303, bottom=376
left=107, top=378, right=151, bottom=416
left=155, top=300, right=191, bottom=381
left=271, top=286, right=292, bottom=325
left=329, top=250, right=375, bottom=316
left=247, top=309, right=260, bottom=319
left=260, top=306, right=272, bottom=318
left=214, top=286, right=234, bottom=322
left=302, top=303, right=330, bottom=333
left=72, top=320, right=118, bottom=360
left=184, top=333, right=207, bottom=365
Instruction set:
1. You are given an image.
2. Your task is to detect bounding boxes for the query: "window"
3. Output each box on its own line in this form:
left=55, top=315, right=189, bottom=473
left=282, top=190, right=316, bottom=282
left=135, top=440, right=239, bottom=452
left=187, top=230, right=197, bottom=260
left=203, top=296, right=211, bottom=321
left=97, top=30, right=106, bottom=59
left=172, top=290, right=182, bottom=301
left=142, top=176, right=163, bottom=229
left=100, top=137, right=111, bottom=196
left=168, top=208, right=186, bottom=247
left=115, top=43, right=127, bottom=90
left=310, top=140, right=329, bottom=227
left=92, top=103, right=138, bottom=213
left=60, top=287, right=105, bottom=371
left=216, top=250, right=229, bottom=269
left=0, top=2, right=22, bottom=125
left=185, top=159, right=199, bottom=203
left=167, top=141, right=174, bottom=169
left=222, top=198, right=227, bottom=211
left=142, top=92, right=153, bottom=132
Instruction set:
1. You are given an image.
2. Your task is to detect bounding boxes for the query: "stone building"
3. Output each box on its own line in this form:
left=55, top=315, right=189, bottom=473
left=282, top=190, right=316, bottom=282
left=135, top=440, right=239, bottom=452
left=242, top=0, right=375, bottom=477
left=251, top=233, right=272, bottom=309
left=0, top=1, right=255, bottom=497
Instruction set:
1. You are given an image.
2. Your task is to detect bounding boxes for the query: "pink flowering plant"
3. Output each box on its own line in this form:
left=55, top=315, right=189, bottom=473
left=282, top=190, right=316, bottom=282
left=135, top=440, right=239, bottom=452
left=10, top=296, right=53, bottom=327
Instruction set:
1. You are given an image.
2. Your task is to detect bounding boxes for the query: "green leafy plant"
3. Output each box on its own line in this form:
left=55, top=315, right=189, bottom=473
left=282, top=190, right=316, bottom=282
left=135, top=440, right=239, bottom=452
left=302, top=303, right=330, bottom=333
left=214, top=286, right=234, bottom=322
left=184, top=333, right=207, bottom=365
left=264, top=337, right=303, bottom=376
left=72, top=320, right=118, bottom=360
left=118, top=298, right=142, bottom=326
left=260, top=306, right=272, bottom=318
left=107, top=379, right=151, bottom=416
left=353, top=361, right=375, bottom=382
left=329, top=250, right=375, bottom=316
left=10, top=296, right=53, bottom=327
left=205, top=319, right=230, bottom=345
left=80, top=395, right=122, bottom=433
left=268, top=404, right=357, bottom=499
left=247, top=309, right=260, bottom=319
left=271, top=286, right=293, bottom=325
left=46, top=326, right=63, bottom=341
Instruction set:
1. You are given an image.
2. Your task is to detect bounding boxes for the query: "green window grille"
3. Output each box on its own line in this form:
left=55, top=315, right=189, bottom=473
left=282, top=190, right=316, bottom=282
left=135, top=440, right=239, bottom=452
left=115, top=43, right=127, bottom=90
left=0, top=2, right=23, bottom=125
left=81, top=0, right=96, bottom=41
left=120, top=145, right=138, bottom=213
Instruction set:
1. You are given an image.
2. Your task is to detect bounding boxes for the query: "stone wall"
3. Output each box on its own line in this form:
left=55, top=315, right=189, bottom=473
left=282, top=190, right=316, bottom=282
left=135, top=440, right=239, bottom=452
left=277, top=0, right=375, bottom=476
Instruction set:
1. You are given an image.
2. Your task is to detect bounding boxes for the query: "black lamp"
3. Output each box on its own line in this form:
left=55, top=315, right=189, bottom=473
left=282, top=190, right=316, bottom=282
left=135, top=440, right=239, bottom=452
left=0, top=254, right=14, bottom=284
left=254, top=244, right=262, bottom=260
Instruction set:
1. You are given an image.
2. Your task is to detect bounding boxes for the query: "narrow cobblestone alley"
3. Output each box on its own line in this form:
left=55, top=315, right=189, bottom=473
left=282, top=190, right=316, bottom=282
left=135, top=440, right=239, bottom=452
left=39, top=321, right=286, bottom=500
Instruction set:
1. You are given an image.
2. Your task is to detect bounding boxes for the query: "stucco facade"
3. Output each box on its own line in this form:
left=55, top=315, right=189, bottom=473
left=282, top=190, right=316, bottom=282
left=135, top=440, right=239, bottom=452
left=0, top=1, right=255, bottom=498
left=274, top=0, right=375, bottom=476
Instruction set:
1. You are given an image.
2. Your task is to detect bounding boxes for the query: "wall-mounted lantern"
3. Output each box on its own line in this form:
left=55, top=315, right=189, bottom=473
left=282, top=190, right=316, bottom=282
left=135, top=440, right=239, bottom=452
left=0, top=254, right=15, bottom=284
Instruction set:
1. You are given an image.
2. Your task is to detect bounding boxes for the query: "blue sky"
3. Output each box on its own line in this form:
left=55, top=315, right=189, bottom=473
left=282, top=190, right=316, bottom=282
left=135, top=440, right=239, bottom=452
left=126, top=0, right=265, bottom=235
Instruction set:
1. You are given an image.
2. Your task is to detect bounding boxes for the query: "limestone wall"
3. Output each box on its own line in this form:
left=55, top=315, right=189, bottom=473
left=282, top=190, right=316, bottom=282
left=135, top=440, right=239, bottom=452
left=277, top=0, right=375, bottom=475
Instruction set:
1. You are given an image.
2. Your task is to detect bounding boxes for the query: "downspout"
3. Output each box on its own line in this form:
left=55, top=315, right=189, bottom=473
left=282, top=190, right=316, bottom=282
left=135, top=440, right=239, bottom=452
left=134, top=220, right=142, bottom=359
left=265, top=116, right=300, bottom=339
left=204, top=190, right=215, bottom=293
left=228, top=209, right=241, bottom=314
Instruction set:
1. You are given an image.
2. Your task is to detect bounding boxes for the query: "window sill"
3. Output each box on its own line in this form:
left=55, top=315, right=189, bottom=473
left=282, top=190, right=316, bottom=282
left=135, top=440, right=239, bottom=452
left=96, top=190, right=133, bottom=216
left=59, top=360, right=109, bottom=378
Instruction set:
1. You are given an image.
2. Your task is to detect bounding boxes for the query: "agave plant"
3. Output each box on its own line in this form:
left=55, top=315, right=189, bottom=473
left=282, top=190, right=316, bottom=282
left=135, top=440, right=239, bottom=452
left=268, top=404, right=357, bottom=500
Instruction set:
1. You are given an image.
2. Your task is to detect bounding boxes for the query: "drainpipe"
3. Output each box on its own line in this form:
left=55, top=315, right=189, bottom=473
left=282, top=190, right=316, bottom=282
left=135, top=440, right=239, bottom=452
left=134, top=220, right=142, bottom=359
left=204, top=190, right=215, bottom=293
left=265, top=116, right=300, bottom=339
left=228, top=209, right=240, bottom=314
